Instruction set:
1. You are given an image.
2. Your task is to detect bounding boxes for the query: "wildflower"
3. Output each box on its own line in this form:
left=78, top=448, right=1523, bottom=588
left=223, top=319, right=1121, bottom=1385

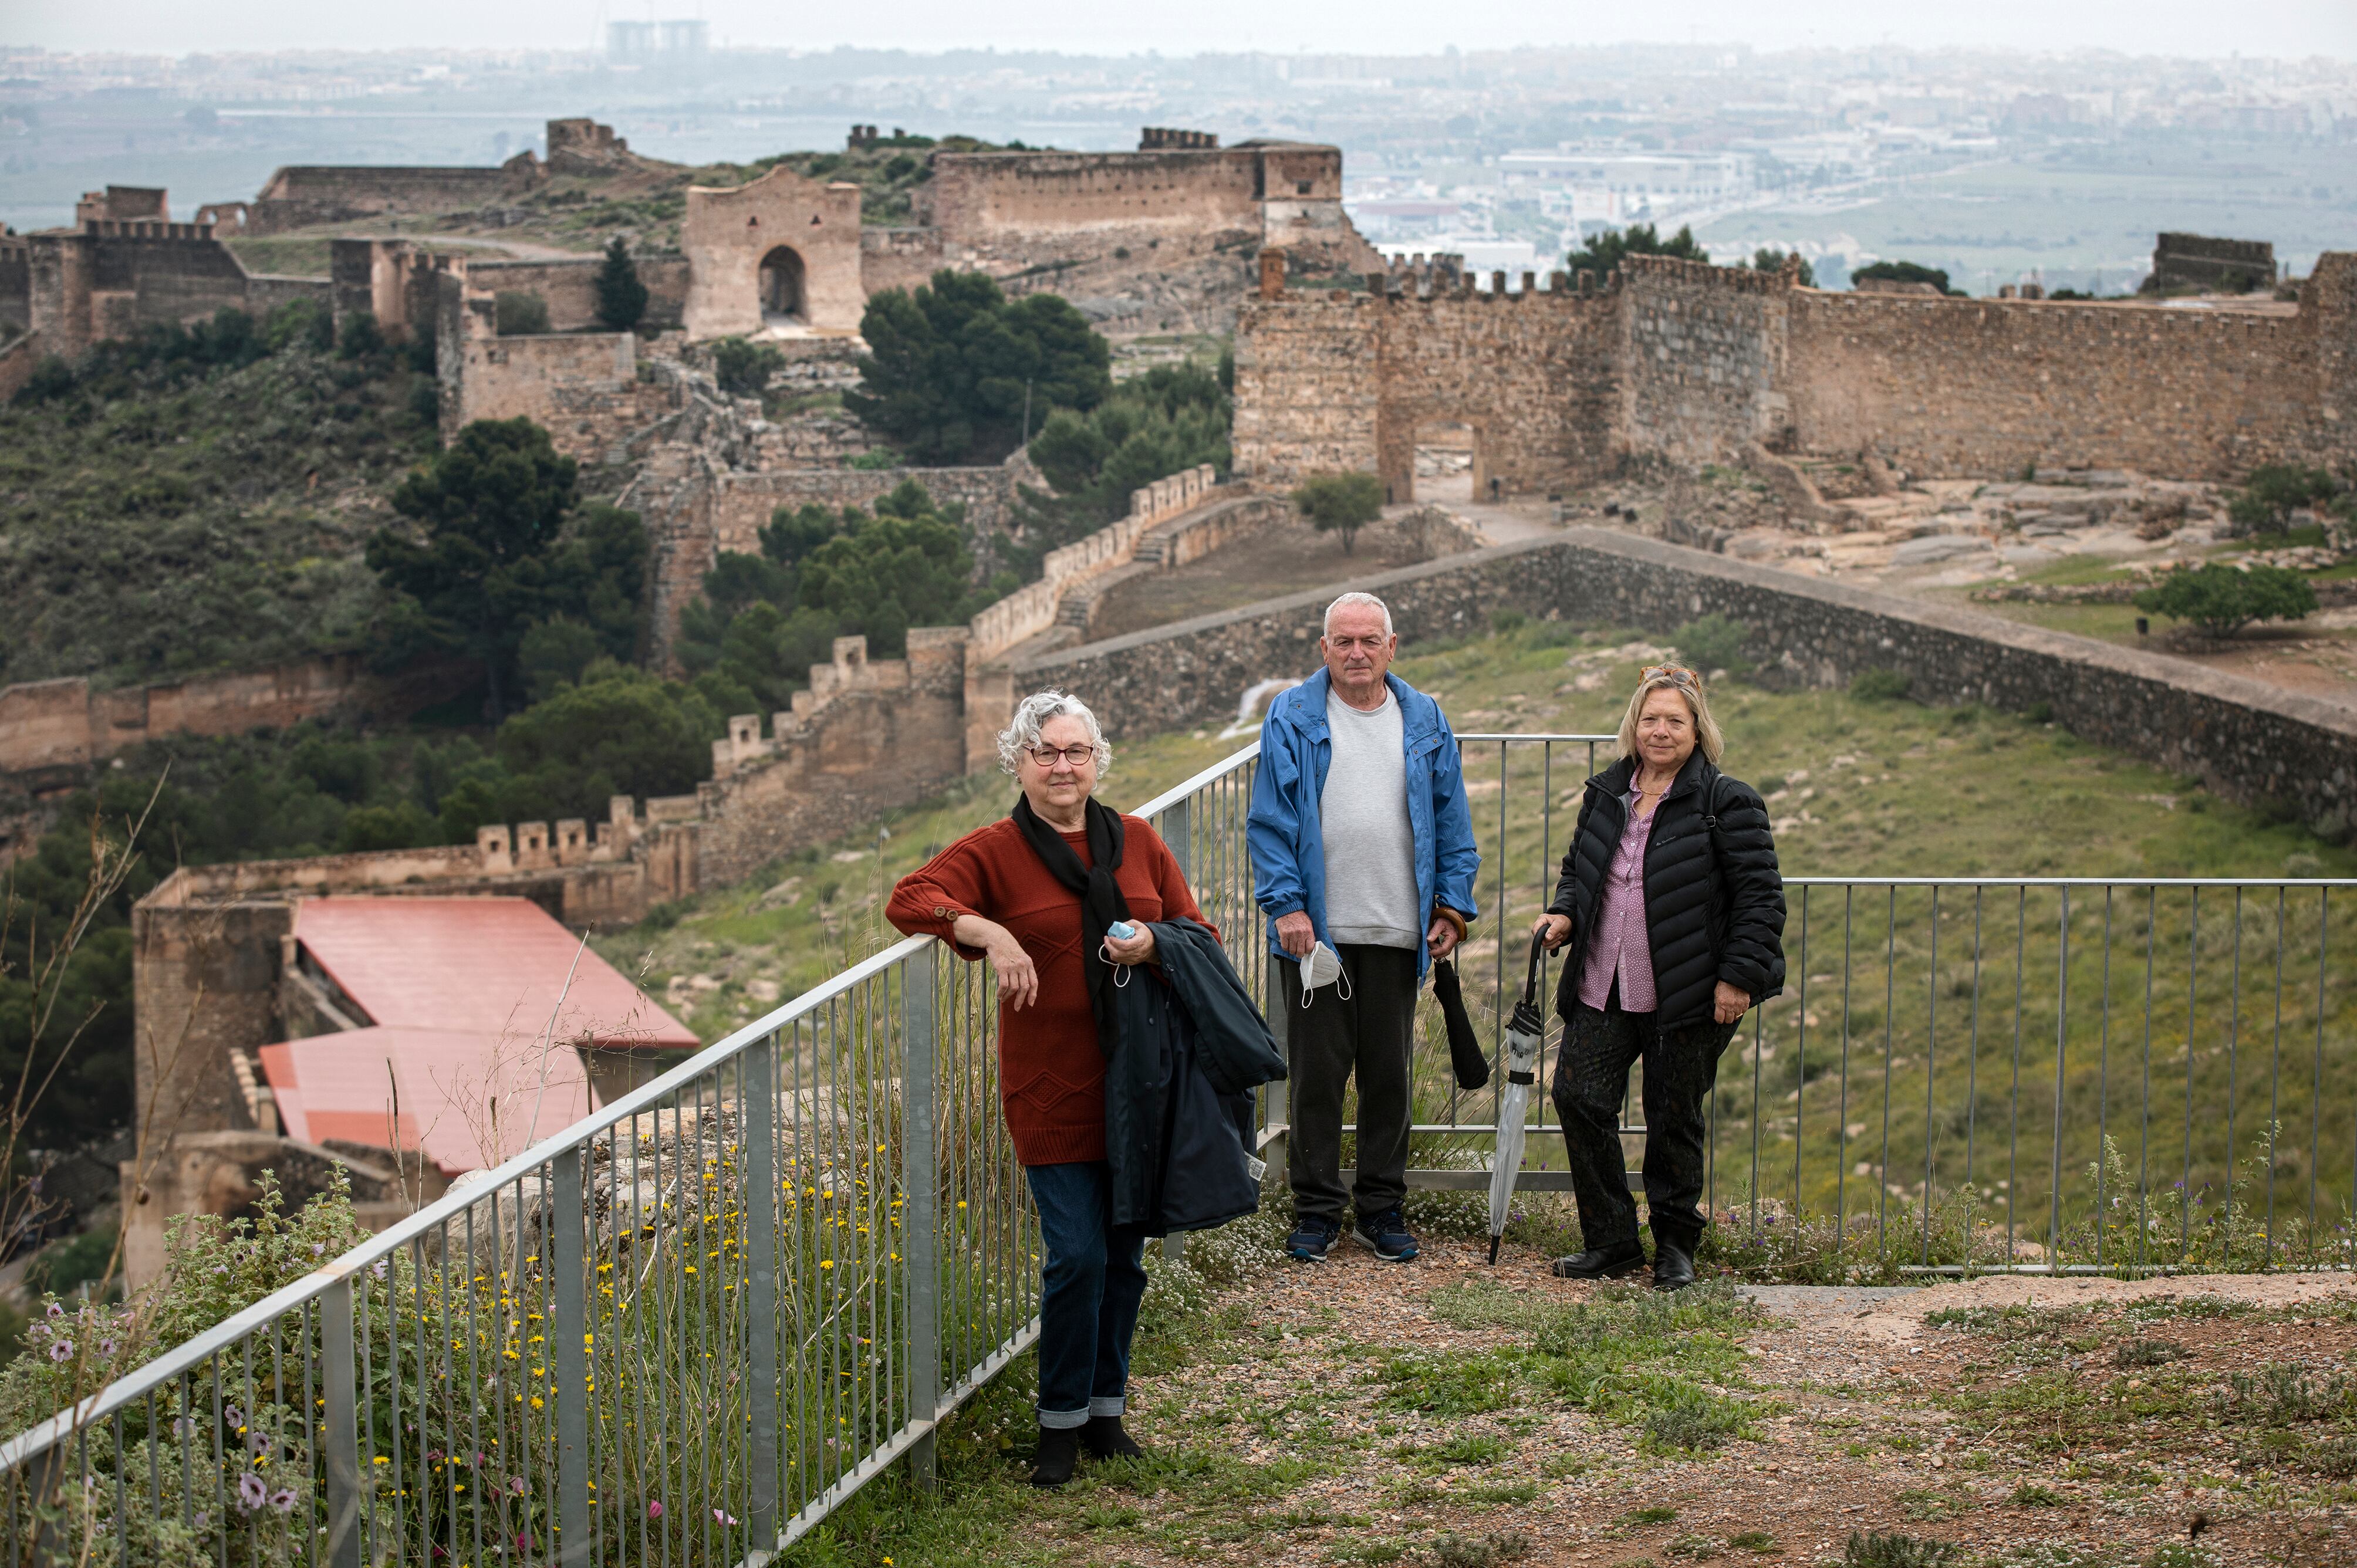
left=373, top=1258, right=390, bottom=1279
left=712, top=1508, right=738, bottom=1526
left=647, top=1500, right=664, bottom=1519
left=99, top=1339, right=116, bottom=1356
left=237, top=1472, right=268, bottom=1512
left=510, top=1476, right=527, bottom=1495
left=49, top=1339, right=72, bottom=1362
left=271, top=1489, right=298, bottom=1513
left=45, top=1302, right=62, bottom=1319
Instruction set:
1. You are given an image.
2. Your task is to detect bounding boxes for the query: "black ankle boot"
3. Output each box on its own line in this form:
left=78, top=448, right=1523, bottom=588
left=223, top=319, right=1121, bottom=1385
left=1551, top=1241, right=1647, bottom=1279
left=1082, top=1414, right=1144, bottom=1459
left=1030, top=1425, right=1080, bottom=1487
left=1652, top=1241, right=1697, bottom=1292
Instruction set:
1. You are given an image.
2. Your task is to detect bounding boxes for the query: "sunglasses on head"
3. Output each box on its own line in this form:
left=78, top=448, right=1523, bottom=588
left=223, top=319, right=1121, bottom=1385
left=1640, top=664, right=1703, bottom=689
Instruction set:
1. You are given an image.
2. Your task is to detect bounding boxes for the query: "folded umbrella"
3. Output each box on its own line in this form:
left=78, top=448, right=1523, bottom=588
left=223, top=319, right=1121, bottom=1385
left=1487, top=932, right=1550, bottom=1266
left=1430, top=958, right=1490, bottom=1092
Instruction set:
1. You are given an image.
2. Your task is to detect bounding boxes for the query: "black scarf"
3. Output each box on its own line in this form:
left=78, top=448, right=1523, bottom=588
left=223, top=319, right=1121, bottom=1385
left=1011, top=794, right=1133, bottom=1058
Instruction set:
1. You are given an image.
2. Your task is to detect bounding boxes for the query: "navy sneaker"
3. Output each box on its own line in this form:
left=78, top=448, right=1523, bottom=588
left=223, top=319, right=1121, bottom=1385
left=1352, top=1208, right=1420, bottom=1262
left=1285, top=1216, right=1341, bottom=1262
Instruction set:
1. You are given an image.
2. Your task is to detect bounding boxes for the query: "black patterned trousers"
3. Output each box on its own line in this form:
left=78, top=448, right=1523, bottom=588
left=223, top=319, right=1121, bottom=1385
left=1549, top=1000, right=1740, bottom=1254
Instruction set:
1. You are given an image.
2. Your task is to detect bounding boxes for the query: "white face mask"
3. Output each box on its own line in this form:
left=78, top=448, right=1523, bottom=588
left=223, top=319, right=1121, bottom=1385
left=1298, top=941, right=1351, bottom=1003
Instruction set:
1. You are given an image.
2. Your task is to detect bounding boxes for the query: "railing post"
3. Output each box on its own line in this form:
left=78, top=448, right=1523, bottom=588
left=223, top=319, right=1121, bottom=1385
left=1161, top=797, right=1193, bottom=1263
left=903, top=951, right=941, bottom=1492
left=321, top=1279, right=362, bottom=1568
left=745, top=1036, right=781, bottom=1545
left=552, top=1150, right=592, bottom=1564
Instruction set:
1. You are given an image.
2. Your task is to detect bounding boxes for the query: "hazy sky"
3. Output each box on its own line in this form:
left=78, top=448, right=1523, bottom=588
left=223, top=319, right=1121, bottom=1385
left=11, top=0, right=2357, bottom=62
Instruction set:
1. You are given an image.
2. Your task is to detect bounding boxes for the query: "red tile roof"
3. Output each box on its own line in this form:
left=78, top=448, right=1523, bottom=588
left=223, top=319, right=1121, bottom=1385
left=294, top=897, right=696, bottom=1050
left=262, top=1026, right=600, bottom=1175
left=256, top=898, right=701, bottom=1174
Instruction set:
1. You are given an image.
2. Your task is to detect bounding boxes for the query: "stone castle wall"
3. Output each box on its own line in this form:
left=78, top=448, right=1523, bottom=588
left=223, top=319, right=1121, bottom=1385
left=0, top=656, right=475, bottom=780
left=1782, top=255, right=2354, bottom=480
left=1234, top=250, right=2357, bottom=491
left=921, top=148, right=1271, bottom=238
left=245, top=161, right=535, bottom=236
left=467, top=256, right=692, bottom=333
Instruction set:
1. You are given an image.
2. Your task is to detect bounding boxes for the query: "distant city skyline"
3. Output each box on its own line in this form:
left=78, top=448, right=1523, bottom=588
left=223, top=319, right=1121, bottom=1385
left=8, top=0, right=2357, bottom=61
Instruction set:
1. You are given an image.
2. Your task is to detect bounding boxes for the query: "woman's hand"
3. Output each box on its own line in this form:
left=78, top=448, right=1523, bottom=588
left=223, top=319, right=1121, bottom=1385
left=1713, top=981, right=1750, bottom=1025
left=1532, top=913, right=1572, bottom=952
left=955, top=915, right=1038, bottom=1011
left=1105, top=924, right=1157, bottom=968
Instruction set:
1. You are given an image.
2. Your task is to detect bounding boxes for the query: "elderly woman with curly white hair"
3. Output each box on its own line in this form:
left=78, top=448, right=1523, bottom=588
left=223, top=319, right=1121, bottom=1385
left=887, top=690, right=1213, bottom=1486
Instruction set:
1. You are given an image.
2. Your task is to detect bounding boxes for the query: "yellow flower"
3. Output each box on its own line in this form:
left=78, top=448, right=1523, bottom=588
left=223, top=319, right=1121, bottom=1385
left=531, top=1397, right=544, bottom=1410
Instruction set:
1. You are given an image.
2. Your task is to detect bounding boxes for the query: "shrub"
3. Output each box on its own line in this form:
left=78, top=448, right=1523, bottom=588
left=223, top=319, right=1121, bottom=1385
left=1673, top=613, right=1750, bottom=675
left=494, top=291, right=551, bottom=336
left=712, top=336, right=785, bottom=397
left=2133, top=562, right=2317, bottom=640
left=1568, top=222, right=1709, bottom=275
left=1850, top=667, right=1913, bottom=702
left=1844, top=1532, right=1964, bottom=1568
left=1852, top=261, right=1962, bottom=297
left=1294, top=471, right=1386, bottom=554
left=847, top=269, right=1109, bottom=464
left=1749, top=248, right=1815, bottom=286
left=2223, top=463, right=2339, bottom=536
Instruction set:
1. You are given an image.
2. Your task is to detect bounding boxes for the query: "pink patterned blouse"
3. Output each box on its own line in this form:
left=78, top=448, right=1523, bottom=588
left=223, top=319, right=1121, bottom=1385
left=1576, top=790, right=1659, bottom=1013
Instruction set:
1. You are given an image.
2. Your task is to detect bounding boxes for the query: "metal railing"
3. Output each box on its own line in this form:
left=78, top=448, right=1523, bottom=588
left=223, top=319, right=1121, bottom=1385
left=6, top=731, right=2353, bottom=1563
left=0, top=749, right=1270, bottom=1568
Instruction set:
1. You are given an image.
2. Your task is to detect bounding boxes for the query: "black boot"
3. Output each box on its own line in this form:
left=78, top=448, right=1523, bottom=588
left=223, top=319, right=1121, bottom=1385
left=1082, top=1414, right=1144, bottom=1460
left=1030, top=1425, right=1080, bottom=1487
left=1551, top=1241, right=1647, bottom=1279
left=1652, top=1241, right=1697, bottom=1292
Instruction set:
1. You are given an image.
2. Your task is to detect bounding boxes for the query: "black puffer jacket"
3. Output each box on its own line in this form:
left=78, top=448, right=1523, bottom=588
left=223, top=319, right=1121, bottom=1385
left=1546, top=750, right=1787, bottom=1030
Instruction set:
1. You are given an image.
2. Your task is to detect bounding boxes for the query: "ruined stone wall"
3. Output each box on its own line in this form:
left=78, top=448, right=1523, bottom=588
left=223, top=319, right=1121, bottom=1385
left=0, top=236, right=28, bottom=328
left=1234, top=251, right=2357, bottom=489
left=246, top=164, right=525, bottom=235
left=1782, top=261, right=2353, bottom=479
left=924, top=148, right=1267, bottom=239
left=0, top=656, right=476, bottom=779
left=1375, top=283, right=1622, bottom=501
left=859, top=227, right=948, bottom=296
left=691, top=631, right=971, bottom=887
left=1020, top=529, right=2357, bottom=837
left=450, top=330, right=680, bottom=461
left=0, top=329, right=39, bottom=404
left=467, top=256, right=691, bottom=332
left=1621, top=256, right=1788, bottom=467
left=131, top=899, right=293, bottom=1184
left=89, top=233, right=255, bottom=329
left=1232, top=290, right=1380, bottom=484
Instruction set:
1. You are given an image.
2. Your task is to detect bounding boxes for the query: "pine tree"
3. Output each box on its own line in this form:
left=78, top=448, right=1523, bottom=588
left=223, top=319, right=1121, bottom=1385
left=595, top=236, right=649, bottom=332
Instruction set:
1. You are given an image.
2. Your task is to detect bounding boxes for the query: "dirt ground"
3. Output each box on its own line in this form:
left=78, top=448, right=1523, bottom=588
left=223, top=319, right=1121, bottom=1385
left=1011, top=1239, right=2357, bottom=1568
left=1090, top=515, right=1448, bottom=634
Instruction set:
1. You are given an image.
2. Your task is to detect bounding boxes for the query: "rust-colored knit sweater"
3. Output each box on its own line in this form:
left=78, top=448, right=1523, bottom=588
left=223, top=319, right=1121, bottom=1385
left=886, top=813, right=1213, bottom=1167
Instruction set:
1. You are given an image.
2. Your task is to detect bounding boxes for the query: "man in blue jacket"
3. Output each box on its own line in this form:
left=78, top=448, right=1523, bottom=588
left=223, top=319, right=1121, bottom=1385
left=1250, top=591, right=1481, bottom=1263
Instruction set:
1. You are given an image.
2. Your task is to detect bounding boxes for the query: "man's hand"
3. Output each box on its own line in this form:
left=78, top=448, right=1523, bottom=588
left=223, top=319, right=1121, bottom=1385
left=1713, top=981, right=1750, bottom=1025
left=1274, top=910, right=1317, bottom=958
left=1532, top=913, right=1572, bottom=952
left=1427, top=914, right=1461, bottom=961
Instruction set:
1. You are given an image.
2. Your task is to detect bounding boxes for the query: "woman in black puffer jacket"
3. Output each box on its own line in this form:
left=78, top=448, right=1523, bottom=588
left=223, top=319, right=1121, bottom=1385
left=1531, top=664, right=1785, bottom=1291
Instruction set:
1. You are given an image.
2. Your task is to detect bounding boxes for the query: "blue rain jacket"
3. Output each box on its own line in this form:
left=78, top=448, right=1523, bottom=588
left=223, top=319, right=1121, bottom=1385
left=1247, top=667, right=1482, bottom=979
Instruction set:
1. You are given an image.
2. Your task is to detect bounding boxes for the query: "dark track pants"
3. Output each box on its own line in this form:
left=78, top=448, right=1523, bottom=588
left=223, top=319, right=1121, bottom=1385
left=1550, top=1001, right=1740, bottom=1253
left=1282, top=942, right=1421, bottom=1226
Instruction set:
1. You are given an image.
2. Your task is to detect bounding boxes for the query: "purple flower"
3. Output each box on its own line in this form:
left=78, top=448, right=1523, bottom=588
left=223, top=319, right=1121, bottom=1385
left=49, top=1340, right=72, bottom=1363
left=646, top=1500, right=664, bottom=1520
left=271, top=1489, right=297, bottom=1513
left=237, top=1472, right=268, bottom=1512
left=516, top=1532, right=535, bottom=1553
left=312, top=1242, right=326, bottom=1256
left=712, top=1508, right=738, bottom=1526
left=46, top=1303, right=63, bottom=1319
left=372, top=1259, right=389, bottom=1280
left=99, top=1339, right=117, bottom=1356
left=509, top=1476, right=527, bottom=1496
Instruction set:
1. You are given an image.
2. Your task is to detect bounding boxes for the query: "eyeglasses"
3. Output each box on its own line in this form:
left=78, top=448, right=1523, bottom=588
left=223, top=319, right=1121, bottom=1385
left=1640, top=664, right=1703, bottom=689
left=1023, top=744, right=1097, bottom=768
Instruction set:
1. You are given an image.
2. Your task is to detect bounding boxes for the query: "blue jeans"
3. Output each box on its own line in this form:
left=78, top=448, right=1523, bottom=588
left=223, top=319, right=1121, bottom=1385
left=1026, top=1161, right=1149, bottom=1430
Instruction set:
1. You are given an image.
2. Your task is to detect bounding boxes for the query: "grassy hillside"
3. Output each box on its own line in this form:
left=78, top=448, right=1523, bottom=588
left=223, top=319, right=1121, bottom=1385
left=0, top=305, right=436, bottom=690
